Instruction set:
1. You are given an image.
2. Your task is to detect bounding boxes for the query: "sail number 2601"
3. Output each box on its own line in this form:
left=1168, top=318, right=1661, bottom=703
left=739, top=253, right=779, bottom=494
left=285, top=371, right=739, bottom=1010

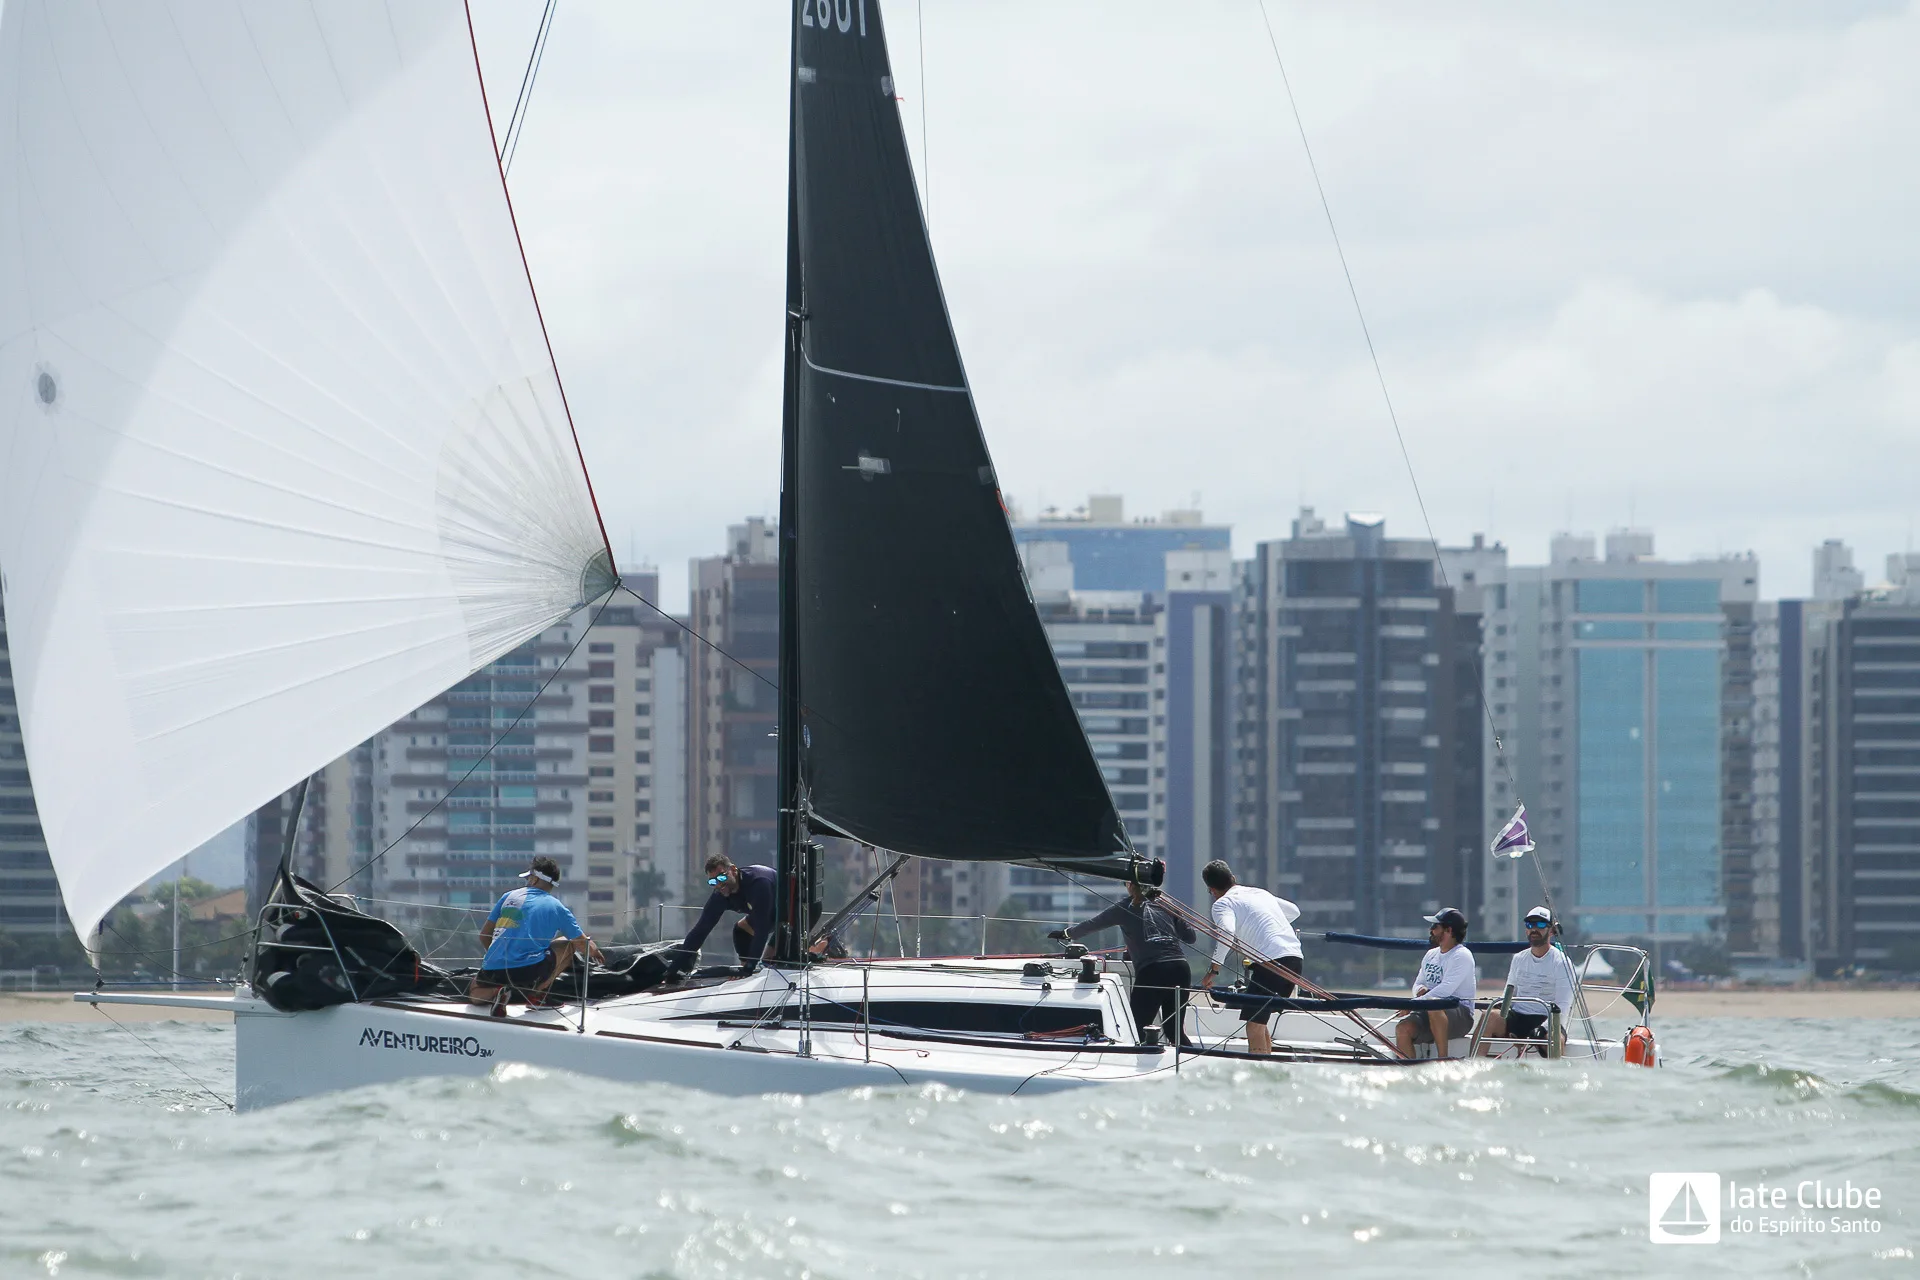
left=802, top=0, right=867, bottom=37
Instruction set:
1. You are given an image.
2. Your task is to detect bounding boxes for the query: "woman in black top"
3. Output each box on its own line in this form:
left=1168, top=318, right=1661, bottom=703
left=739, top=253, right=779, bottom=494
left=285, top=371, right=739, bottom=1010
left=1052, top=882, right=1197, bottom=1046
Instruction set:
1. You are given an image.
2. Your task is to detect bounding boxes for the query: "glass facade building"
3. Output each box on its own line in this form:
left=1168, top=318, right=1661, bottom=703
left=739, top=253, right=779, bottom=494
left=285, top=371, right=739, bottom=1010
left=1469, top=532, right=1758, bottom=944
left=1571, top=576, right=1726, bottom=937
left=1551, top=547, right=1756, bottom=941
left=1011, top=495, right=1229, bottom=596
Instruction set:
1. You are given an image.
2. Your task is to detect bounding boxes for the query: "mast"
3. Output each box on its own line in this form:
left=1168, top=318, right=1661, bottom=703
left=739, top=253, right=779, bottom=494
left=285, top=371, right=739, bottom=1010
left=773, top=0, right=806, bottom=968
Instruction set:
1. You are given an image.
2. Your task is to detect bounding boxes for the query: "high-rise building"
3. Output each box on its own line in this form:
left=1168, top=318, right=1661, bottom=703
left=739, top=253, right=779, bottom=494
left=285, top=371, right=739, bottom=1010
left=1231, top=556, right=1272, bottom=886
left=1011, top=493, right=1230, bottom=594
left=1011, top=589, right=1157, bottom=921
left=1817, top=593, right=1920, bottom=970
left=1238, top=510, right=1480, bottom=937
left=1435, top=535, right=1502, bottom=934
left=1013, top=500, right=1236, bottom=915
left=0, top=597, right=64, bottom=942
left=245, top=580, right=682, bottom=940
left=1482, top=530, right=1759, bottom=945
left=1160, top=549, right=1234, bottom=908
left=1742, top=595, right=1839, bottom=969
left=1722, top=592, right=1760, bottom=954
left=1749, top=601, right=1787, bottom=961
left=1813, top=540, right=1865, bottom=601
left=686, top=519, right=780, bottom=901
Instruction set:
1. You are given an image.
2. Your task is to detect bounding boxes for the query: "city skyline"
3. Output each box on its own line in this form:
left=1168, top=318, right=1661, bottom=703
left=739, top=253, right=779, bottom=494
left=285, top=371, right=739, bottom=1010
left=462, top=1, right=1920, bottom=614
left=7, top=495, right=1913, bottom=978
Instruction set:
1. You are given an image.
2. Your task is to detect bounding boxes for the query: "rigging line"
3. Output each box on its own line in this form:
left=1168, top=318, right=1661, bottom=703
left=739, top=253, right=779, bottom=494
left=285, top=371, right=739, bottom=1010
left=1254, top=0, right=1515, bottom=798
left=1049, top=868, right=1369, bottom=1054
left=885, top=860, right=908, bottom=959
left=617, top=581, right=778, bottom=695
left=863, top=847, right=880, bottom=958
left=1149, top=889, right=1400, bottom=1054
left=463, top=2, right=613, bottom=562
left=500, top=0, right=558, bottom=173
left=325, top=588, right=619, bottom=894
left=97, top=918, right=255, bottom=977
left=87, top=1003, right=234, bottom=1112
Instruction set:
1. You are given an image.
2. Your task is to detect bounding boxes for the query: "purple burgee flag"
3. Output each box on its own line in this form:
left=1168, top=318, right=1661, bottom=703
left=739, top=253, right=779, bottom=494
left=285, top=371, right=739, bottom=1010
left=1491, top=804, right=1533, bottom=858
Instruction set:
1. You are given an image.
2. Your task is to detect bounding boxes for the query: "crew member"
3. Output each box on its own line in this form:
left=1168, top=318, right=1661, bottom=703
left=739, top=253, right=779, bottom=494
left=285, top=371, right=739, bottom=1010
left=1482, top=906, right=1577, bottom=1052
left=1197, top=859, right=1304, bottom=1057
left=1395, top=907, right=1477, bottom=1060
left=469, top=856, right=604, bottom=1009
left=671, top=855, right=778, bottom=975
left=1049, top=881, right=1197, bottom=1046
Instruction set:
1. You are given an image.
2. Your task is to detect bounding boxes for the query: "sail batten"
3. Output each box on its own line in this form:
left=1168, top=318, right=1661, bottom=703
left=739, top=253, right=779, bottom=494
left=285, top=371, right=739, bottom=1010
left=0, top=0, right=610, bottom=942
left=786, top=1, right=1128, bottom=867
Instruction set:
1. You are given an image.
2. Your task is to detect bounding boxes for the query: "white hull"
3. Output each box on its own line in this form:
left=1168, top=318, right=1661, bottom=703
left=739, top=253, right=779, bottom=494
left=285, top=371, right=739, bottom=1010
left=235, top=960, right=1174, bottom=1109
left=78, top=958, right=1647, bottom=1111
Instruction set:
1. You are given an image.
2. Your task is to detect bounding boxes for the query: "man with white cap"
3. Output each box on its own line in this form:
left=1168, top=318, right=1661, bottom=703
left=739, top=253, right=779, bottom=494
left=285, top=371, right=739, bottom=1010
left=468, top=855, right=604, bottom=1010
left=1482, top=905, right=1577, bottom=1051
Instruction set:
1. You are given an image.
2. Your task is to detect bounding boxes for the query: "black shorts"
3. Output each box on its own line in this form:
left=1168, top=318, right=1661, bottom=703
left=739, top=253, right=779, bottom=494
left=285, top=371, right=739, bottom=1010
left=1240, top=955, right=1302, bottom=1024
left=475, top=958, right=551, bottom=991
left=1401, top=1003, right=1475, bottom=1043
left=1505, top=1010, right=1550, bottom=1040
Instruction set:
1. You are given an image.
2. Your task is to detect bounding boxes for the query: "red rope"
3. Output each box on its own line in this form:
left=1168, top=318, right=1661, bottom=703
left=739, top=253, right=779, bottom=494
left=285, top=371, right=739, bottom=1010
left=461, top=1, right=614, bottom=565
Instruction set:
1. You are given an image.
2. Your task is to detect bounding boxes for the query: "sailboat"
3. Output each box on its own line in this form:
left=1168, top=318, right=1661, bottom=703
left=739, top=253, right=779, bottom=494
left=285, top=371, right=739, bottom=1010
left=4, top=2, right=1650, bottom=1109
left=1657, top=1180, right=1714, bottom=1238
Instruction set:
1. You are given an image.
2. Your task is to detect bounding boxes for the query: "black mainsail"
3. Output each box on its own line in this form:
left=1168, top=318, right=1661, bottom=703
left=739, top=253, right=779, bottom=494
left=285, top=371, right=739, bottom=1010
left=773, top=0, right=1141, bottom=960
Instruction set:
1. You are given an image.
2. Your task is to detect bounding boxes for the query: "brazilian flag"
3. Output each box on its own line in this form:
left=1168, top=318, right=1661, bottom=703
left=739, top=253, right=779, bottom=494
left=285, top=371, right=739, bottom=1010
left=1624, top=962, right=1655, bottom=1015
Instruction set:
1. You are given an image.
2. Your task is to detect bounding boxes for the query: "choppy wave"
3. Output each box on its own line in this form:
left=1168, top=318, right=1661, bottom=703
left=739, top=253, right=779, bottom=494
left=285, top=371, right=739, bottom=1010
left=0, top=1017, right=1914, bottom=1277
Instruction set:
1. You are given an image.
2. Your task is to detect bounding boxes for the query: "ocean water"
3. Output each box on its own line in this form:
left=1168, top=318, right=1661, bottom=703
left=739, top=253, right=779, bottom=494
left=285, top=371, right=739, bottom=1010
left=0, top=1017, right=1914, bottom=1277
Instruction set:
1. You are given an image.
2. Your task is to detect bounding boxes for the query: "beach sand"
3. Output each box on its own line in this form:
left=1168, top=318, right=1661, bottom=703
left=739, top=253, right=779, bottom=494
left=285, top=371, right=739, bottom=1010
left=2, top=993, right=233, bottom=1023
left=1646, top=989, right=1920, bottom=1019
left=5, top=988, right=1919, bottom=1024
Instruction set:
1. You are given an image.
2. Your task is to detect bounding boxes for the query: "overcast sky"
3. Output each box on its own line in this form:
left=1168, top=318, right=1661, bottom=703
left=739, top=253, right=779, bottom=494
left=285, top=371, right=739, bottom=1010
left=468, top=1, right=1919, bottom=609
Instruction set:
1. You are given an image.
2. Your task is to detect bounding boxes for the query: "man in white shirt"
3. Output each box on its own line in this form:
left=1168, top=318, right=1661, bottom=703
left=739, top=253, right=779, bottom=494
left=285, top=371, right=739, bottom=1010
left=1198, top=860, right=1304, bottom=1056
left=1482, top=906, right=1578, bottom=1052
left=1394, top=907, right=1477, bottom=1061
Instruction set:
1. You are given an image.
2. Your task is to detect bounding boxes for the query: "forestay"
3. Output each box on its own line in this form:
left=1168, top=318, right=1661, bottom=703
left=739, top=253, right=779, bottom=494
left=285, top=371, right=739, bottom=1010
left=0, top=1, right=609, bottom=941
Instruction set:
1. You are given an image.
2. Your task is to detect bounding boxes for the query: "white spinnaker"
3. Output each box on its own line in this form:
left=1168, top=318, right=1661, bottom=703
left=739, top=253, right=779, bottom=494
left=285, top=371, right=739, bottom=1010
left=0, top=1, right=610, bottom=942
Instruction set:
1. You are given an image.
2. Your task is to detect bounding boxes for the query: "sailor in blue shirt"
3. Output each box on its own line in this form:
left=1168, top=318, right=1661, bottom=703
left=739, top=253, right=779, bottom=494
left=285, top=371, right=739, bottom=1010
left=671, top=856, right=778, bottom=976
left=468, top=857, right=604, bottom=1008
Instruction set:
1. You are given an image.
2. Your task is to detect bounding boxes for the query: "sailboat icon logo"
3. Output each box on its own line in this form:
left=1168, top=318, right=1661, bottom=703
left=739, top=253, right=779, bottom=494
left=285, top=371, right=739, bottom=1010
left=1648, top=1172, right=1721, bottom=1244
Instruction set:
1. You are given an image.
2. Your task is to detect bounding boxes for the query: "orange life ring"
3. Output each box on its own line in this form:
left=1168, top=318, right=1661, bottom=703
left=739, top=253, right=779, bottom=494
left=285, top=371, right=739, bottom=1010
left=1623, top=1024, right=1656, bottom=1067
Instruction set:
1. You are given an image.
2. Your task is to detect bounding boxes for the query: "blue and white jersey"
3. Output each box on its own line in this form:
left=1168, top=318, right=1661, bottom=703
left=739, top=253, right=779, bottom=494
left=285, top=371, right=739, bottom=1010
left=481, top=886, right=581, bottom=969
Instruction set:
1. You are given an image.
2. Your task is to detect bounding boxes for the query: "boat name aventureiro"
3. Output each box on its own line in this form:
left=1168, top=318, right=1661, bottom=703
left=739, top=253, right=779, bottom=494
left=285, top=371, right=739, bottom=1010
left=358, top=1029, right=495, bottom=1060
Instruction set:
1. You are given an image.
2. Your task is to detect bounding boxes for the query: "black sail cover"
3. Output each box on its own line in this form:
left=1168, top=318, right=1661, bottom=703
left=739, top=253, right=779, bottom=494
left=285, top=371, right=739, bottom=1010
left=785, top=0, right=1128, bottom=866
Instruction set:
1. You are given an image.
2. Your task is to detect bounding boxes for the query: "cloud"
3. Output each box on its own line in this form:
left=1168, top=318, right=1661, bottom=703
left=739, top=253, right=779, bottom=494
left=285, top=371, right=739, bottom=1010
left=469, top=0, right=1920, bottom=603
